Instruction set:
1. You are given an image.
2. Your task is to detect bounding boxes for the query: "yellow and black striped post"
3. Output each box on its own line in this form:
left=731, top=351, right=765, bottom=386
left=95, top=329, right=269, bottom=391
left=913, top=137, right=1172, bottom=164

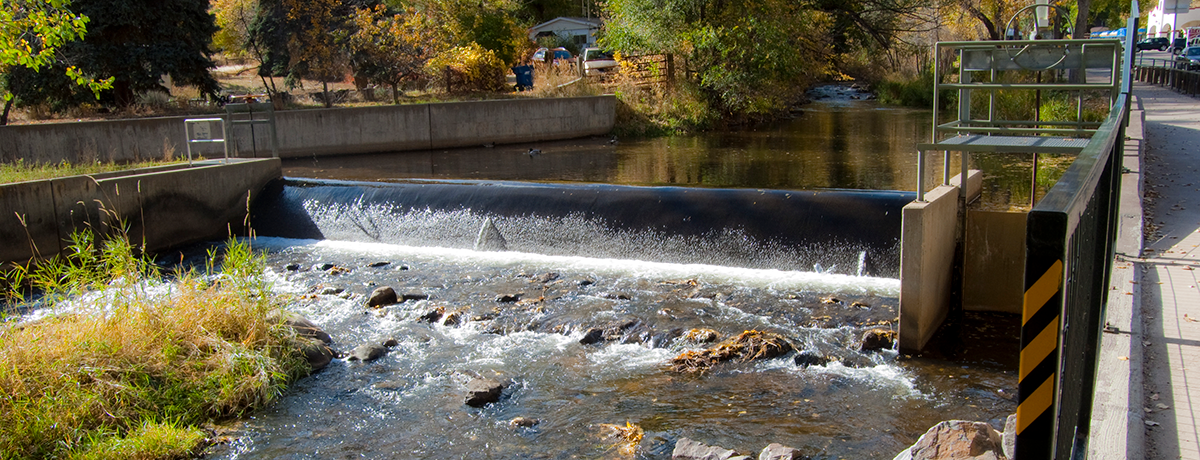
left=1017, top=252, right=1064, bottom=458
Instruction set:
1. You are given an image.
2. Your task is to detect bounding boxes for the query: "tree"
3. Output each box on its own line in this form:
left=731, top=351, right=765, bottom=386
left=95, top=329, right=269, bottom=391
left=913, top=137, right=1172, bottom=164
left=349, top=5, right=440, bottom=103
left=409, top=0, right=529, bottom=66
left=603, top=0, right=832, bottom=116
left=0, top=0, right=110, bottom=124
left=53, top=0, right=219, bottom=107
left=211, top=0, right=258, bottom=60
left=283, top=0, right=349, bottom=107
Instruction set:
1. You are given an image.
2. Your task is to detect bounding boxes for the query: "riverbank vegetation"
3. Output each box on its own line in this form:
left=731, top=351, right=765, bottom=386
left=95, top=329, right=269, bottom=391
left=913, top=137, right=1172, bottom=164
left=0, top=234, right=309, bottom=459
left=0, top=158, right=184, bottom=184
left=2, top=0, right=1137, bottom=130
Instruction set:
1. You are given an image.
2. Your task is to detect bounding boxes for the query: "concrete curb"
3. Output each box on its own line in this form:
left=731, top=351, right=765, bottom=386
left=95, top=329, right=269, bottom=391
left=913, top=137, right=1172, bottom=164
left=1087, top=99, right=1145, bottom=459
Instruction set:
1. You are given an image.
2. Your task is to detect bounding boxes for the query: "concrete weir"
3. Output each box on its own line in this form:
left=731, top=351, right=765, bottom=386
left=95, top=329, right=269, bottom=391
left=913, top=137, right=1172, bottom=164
left=0, top=159, right=280, bottom=265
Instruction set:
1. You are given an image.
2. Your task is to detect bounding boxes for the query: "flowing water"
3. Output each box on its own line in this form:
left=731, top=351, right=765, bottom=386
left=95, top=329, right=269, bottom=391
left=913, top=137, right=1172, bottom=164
left=205, top=87, right=1017, bottom=458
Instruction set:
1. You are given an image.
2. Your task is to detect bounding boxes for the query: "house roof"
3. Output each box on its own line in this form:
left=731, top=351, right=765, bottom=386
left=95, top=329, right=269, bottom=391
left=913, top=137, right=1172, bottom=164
left=529, top=17, right=602, bottom=34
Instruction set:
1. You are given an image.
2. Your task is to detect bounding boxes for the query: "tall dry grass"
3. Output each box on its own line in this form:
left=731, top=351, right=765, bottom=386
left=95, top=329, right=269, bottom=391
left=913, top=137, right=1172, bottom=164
left=0, top=233, right=309, bottom=459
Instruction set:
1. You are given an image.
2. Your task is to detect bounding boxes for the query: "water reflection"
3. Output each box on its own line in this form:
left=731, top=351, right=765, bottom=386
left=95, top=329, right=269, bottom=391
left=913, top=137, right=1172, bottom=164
left=282, top=101, right=931, bottom=192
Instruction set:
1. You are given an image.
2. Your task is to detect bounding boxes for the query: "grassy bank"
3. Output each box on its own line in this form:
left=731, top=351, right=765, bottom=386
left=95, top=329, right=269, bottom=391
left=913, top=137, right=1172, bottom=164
left=0, top=234, right=309, bottom=459
left=0, top=159, right=185, bottom=184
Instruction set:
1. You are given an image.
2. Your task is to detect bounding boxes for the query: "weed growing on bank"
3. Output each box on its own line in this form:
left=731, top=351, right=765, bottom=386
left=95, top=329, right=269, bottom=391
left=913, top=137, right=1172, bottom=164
left=0, top=158, right=185, bottom=184
left=0, top=233, right=310, bottom=459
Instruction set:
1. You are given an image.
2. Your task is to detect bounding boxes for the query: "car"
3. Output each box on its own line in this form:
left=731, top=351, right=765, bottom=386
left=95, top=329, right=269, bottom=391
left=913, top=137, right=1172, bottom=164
left=1177, top=46, right=1200, bottom=70
left=581, top=48, right=618, bottom=76
left=1171, top=38, right=1189, bottom=54
left=1137, top=37, right=1170, bottom=51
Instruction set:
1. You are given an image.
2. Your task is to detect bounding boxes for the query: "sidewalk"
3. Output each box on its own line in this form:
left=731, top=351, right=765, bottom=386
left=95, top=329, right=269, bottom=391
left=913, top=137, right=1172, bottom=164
left=1132, top=83, right=1200, bottom=459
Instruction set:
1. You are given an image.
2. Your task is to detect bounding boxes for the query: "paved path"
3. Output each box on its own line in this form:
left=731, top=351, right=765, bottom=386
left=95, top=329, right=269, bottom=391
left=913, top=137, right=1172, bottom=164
left=1137, top=83, right=1200, bottom=460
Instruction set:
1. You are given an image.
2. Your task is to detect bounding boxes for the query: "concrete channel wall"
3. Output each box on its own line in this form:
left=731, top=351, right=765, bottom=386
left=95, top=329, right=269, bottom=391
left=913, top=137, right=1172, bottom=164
left=898, top=171, right=982, bottom=352
left=0, top=159, right=280, bottom=265
left=0, top=96, right=617, bottom=163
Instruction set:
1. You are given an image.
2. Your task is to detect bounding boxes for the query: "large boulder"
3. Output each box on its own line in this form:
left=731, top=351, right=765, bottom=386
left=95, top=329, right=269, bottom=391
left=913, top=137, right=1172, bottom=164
left=474, top=217, right=508, bottom=251
left=368, top=286, right=399, bottom=308
left=893, top=420, right=1007, bottom=460
left=672, top=438, right=749, bottom=460
left=465, top=378, right=507, bottom=407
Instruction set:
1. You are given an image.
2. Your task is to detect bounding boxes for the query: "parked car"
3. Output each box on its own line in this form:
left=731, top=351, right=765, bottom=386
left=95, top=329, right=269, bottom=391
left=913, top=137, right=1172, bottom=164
left=581, top=48, right=618, bottom=77
left=1177, top=46, right=1200, bottom=70
left=1171, top=38, right=1189, bottom=54
left=1137, top=37, right=1170, bottom=51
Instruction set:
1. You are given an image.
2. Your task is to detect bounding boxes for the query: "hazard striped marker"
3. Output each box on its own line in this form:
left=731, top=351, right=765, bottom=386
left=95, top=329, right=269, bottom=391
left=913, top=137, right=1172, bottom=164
left=1017, top=258, right=1063, bottom=459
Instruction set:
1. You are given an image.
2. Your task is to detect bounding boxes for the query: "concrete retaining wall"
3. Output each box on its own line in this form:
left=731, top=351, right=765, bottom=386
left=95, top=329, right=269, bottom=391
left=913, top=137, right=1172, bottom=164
left=0, top=96, right=617, bottom=163
left=0, top=158, right=280, bottom=265
left=898, top=171, right=983, bottom=352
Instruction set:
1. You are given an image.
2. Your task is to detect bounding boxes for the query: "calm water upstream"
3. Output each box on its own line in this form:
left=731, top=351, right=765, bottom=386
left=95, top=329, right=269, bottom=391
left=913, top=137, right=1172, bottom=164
left=195, top=87, right=1019, bottom=459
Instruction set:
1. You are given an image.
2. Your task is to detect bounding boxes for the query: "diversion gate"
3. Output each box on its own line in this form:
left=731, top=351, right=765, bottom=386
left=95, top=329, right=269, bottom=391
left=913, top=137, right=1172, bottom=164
left=900, top=9, right=1136, bottom=458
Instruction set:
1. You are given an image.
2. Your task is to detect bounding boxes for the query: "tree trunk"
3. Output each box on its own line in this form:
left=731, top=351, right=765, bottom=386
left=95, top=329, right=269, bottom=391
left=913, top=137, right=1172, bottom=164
left=322, top=81, right=332, bottom=108
left=1073, top=0, right=1091, bottom=40
left=391, top=84, right=400, bottom=104
left=1, top=98, right=13, bottom=126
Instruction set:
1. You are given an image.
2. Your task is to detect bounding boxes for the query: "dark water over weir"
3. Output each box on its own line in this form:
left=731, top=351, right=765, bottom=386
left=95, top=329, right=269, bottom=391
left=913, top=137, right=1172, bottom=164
left=199, top=90, right=1018, bottom=459
left=251, top=179, right=913, bottom=276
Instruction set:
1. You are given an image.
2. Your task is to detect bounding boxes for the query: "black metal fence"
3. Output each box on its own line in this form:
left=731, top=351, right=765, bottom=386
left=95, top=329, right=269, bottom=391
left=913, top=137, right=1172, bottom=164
left=1016, top=87, right=1128, bottom=459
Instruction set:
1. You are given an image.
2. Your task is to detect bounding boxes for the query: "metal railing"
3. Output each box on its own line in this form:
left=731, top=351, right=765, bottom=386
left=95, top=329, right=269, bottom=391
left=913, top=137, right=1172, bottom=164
left=1015, top=14, right=1135, bottom=458
left=1133, top=55, right=1200, bottom=96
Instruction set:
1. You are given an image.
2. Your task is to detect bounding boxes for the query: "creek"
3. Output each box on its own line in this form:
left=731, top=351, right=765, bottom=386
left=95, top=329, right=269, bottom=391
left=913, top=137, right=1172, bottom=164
left=203, top=85, right=1018, bottom=459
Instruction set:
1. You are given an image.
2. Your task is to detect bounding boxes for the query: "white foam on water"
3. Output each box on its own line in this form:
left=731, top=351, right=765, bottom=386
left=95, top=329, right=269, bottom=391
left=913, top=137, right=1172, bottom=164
left=759, top=357, right=922, bottom=399
left=250, top=237, right=900, bottom=296
left=587, top=342, right=674, bottom=372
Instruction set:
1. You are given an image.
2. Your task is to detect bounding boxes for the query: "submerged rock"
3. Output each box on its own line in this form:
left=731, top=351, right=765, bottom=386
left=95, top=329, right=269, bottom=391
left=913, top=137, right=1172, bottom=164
left=368, top=261, right=391, bottom=267
left=465, top=378, right=507, bottom=407
left=418, top=306, right=445, bottom=323
left=496, top=293, right=522, bottom=303
left=382, top=338, right=399, bottom=347
left=672, top=330, right=794, bottom=373
left=579, top=327, right=605, bottom=345
left=368, top=286, right=398, bottom=308
left=794, top=351, right=830, bottom=368
left=893, top=420, right=1007, bottom=460
left=509, top=417, right=539, bottom=428
left=474, top=217, right=508, bottom=251
left=672, top=437, right=747, bottom=460
left=348, top=344, right=387, bottom=362
left=319, top=287, right=344, bottom=295
left=860, top=328, right=897, bottom=352
left=402, top=293, right=430, bottom=302
left=442, top=312, right=463, bottom=327
left=285, top=263, right=301, bottom=271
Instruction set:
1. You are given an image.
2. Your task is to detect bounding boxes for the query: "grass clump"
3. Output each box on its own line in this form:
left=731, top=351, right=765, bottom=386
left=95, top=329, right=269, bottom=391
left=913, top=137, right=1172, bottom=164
left=0, top=159, right=185, bottom=184
left=0, top=232, right=310, bottom=459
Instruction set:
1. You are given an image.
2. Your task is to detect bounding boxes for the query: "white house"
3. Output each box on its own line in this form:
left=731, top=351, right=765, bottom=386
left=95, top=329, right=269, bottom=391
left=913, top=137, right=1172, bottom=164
left=528, top=17, right=603, bottom=46
left=1146, top=0, right=1200, bottom=40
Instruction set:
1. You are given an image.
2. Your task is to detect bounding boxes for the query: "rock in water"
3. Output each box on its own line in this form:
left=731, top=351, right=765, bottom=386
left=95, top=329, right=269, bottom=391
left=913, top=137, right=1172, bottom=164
left=299, top=340, right=334, bottom=371
left=474, top=217, right=508, bottom=251
left=893, top=420, right=1007, bottom=460
left=367, top=286, right=398, bottom=308
left=579, top=328, right=604, bottom=345
left=465, top=378, right=507, bottom=407
left=348, top=344, right=387, bottom=362
left=672, top=438, right=748, bottom=460
left=860, top=329, right=897, bottom=352
left=269, top=311, right=332, bottom=344
left=759, top=443, right=804, bottom=460
left=671, top=330, right=794, bottom=373
left=794, top=351, right=830, bottom=368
